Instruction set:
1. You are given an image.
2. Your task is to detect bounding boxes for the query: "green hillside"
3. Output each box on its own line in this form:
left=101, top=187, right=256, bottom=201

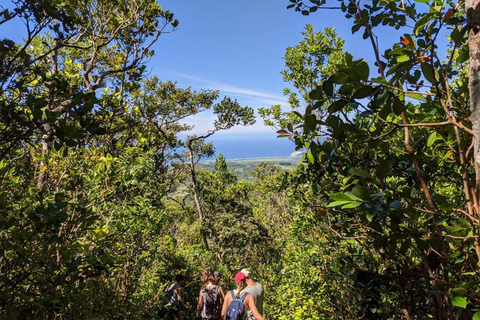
left=197, top=157, right=302, bottom=180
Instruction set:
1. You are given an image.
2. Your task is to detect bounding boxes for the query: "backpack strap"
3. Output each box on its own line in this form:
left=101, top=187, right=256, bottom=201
left=239, top=292, right=249, bottom=302
left=229, top=290, right=235, bottom=300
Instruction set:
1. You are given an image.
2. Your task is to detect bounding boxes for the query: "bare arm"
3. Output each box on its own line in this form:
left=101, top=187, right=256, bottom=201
left=219, top=286, right=225, bottom=305
left=175, top=287, right=188, bottom=309
left=221, top=291, right=231, bottom=319
left=196, top=289, right=203, bottom=317
left=247, top=295, right=265, bottom=320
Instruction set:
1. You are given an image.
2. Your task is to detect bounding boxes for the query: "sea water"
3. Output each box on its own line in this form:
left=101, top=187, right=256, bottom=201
left=207, top=136, right=297, bottom=160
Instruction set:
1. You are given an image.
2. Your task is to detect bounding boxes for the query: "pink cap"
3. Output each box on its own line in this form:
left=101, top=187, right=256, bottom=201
left=234, top=272, right=246, bottom=282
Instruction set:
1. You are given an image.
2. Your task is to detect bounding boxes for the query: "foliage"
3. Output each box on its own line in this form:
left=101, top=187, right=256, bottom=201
left=267, top=0, right=480, bottom=318
left=0, top=1, right=256, bottom=318
left=6, top=0, right=480, bottom=319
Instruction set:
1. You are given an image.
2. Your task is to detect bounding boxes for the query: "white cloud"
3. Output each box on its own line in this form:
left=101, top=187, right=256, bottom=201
left=179, top=113, right=275, bottom=135
left=168, top=73, right=289, bottom=136
left=172, top=72, right=289, bottom=107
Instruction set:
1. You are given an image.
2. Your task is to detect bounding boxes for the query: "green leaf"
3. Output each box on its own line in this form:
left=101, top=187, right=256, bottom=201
left=374, top=89, right=389, bottom=108
left=375, top=159, right=390, bottom=180
left=400, top=239, right=412, bottom=254
left=366, top=212, right=376, bottom=222
left=329, top=100, right=348, bottom=113
left=352, top=24, right=361, bottom=34
left=307, top=150, right=315, bottom=164
left=396, top=55, right=410, bottom=63
left=414, top=14, right=430, bottom=36
left=323, top=80, right=334, bottom=96
left=473, top=312, right=480, bottom=320
left=460, top=281, right=477, bottom=290
left=451, top=296, right=467, bottom=309
left=451, top=287, right=467, bottom=297
left=356, top=60, right=370, bottom=81
left=421, top=62, right=439, bottom=84
left=392, top=98, right=406, bottom=115
left=327, top=200, right=353, bottom=207
left=348, top=168, right=373, bottom=179
left=427, top=132, right=437, bottom=147
left=330, top=193, right=354, bottom=201
left=352, top=185, right=370, bottom=200
left=457, top=45, right=469, bottom=64
left=339, top=67, right=360, bottom=82
left=353, top=86, right=375, bottom=99
left=342, top=202, right=362, bottom=209
left=406, top=92, right=424, bottom=101
left=451, top=28, right=463, bottom=45
left=309, top=89, right=323, bottom=100
left=305, top=114, right=317, bottom=131
left=344, top=191, right=363, bottom=201
left=333, top=72, right=349, bottom=84
left=339, top=84, right=353, bottom=95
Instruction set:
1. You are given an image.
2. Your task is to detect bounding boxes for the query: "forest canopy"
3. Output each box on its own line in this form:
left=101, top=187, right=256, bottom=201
left=2, top=0, right=480, bottom=319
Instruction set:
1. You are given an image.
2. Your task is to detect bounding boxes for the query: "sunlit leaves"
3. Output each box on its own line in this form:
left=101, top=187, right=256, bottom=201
left=451, top=296, right=467, bottom=309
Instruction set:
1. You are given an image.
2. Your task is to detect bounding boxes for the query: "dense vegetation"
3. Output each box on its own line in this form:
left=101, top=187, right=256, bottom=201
left=2, top=0, right=480, bottom=319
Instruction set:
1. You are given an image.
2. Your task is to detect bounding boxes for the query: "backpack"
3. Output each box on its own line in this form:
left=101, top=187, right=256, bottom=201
left=226, top=290, right=249, bottom=320
left=202, top=285, right=220, bottom=318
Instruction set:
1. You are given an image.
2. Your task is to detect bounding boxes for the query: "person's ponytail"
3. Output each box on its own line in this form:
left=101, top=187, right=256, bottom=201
left=235, top=280, right=247, bottom=299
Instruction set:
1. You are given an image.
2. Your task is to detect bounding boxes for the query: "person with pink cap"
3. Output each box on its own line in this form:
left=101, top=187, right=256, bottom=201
left=221, top=272, right=265, bottom=320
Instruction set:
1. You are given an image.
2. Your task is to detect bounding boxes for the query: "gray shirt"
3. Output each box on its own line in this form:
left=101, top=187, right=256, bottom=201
left=243, top=283, right=264, bottom=319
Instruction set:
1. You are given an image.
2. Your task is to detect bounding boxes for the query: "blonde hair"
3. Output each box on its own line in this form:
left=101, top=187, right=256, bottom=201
left=235, top=279, right=247, bottom=298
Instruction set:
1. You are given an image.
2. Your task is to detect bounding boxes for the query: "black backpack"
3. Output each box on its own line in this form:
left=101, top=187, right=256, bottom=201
left=202, top=285, right=220, bottom=318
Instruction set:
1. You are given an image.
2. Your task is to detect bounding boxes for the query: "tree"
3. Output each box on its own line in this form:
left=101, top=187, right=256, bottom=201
left=264, top=0, right=480, bottom=317
left=185, top=97, right=255, bottom=249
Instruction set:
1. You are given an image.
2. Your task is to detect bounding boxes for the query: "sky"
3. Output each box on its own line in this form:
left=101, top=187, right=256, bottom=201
left=0, top=0, right=411, bottom=157
left=153, top=1, right=358, bottom=137
left=150, top=0, right=405, bottom=140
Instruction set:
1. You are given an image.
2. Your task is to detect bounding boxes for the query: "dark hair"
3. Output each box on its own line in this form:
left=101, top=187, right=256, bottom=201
left=202, top=270, right=215, bottom=285
left=175, top=274, right=185, bottom=282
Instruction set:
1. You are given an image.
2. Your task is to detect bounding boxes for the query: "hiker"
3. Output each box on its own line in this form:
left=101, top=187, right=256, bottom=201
left=165, top=274, right=188, bottom=320
left=240, top=268, right=264, bottom=320
left=214, top=271, right=221, bottom=285
left=221, top=272, right=264, bottom=320
left=196, top=270, right=224, bottom=319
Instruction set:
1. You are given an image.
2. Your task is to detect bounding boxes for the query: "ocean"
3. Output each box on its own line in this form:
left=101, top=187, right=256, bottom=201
left=206, top=136, right=297, bottom=160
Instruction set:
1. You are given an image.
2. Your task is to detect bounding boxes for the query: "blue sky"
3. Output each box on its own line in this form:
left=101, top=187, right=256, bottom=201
left=152, top=0, right=404, bottom=140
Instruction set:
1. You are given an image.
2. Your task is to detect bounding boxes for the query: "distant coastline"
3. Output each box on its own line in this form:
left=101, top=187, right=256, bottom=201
left=197, top=156, right=301, bottom=180
left=200, top=155, right=302, bottom=162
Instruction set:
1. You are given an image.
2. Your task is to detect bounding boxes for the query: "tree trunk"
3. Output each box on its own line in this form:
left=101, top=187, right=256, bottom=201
left=468, top=0, right=480, bottom=267
left=468, top=0, right=480, bottom=201
left=188, top=147, right=209, bottom=249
